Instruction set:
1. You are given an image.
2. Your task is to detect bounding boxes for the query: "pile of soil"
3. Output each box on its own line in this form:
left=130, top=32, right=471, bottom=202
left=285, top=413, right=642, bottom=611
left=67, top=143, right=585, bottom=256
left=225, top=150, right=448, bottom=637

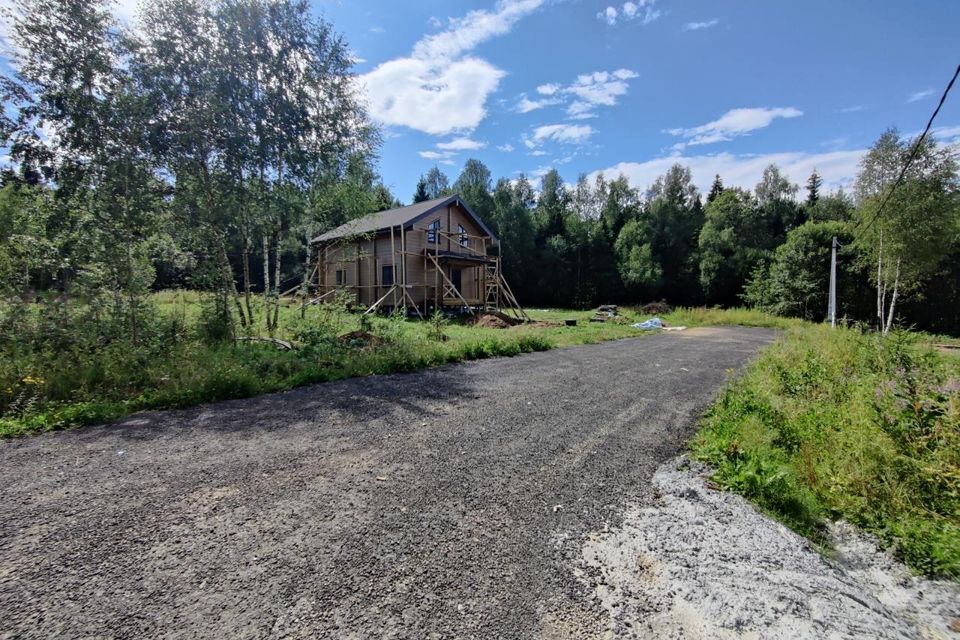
left=639, top=301, right=673, bottom=315
left=470, top=312, right=523, bottom=329
left=337, top=330, right=385, bottom=348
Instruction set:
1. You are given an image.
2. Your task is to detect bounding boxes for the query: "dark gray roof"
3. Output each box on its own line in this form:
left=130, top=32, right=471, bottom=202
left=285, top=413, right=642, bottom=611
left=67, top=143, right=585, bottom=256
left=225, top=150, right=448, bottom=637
left=311, top=194, right=498, bottom=244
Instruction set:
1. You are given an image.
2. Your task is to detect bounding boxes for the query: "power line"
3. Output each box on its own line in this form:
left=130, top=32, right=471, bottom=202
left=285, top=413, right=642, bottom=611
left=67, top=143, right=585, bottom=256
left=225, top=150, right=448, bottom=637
left=854, top=63, right=960, bottom=234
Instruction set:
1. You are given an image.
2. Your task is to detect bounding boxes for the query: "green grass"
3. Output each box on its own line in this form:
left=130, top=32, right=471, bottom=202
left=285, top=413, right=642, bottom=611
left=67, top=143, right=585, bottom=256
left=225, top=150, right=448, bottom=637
left=0, top=293, right=812, bottom=440
left=691, top=323, right=960, bottom=579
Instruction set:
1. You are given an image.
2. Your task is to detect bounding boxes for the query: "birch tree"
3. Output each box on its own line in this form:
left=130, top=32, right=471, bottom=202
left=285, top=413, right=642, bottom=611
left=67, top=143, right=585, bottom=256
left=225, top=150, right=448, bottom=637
left=853, top=130, right=959, bottom=333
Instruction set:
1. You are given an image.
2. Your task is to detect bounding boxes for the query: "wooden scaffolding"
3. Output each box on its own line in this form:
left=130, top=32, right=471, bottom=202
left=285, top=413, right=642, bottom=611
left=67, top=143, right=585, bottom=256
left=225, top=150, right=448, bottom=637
left=302, top=222, right=528, bottom=321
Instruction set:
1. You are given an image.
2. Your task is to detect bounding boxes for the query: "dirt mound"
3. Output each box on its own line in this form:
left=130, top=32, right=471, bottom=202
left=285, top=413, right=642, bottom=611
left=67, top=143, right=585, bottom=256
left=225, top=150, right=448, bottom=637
left=639, top=301, right=673, bottom=315
left=470, top=312, right=522, bottom=329
left=337, top=330, right=385, bottom=348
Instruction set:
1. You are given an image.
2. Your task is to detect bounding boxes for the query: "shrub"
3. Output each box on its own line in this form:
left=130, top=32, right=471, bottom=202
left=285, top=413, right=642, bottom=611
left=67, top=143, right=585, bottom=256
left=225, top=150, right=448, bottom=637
left=693, top=324, right=960, bottom=578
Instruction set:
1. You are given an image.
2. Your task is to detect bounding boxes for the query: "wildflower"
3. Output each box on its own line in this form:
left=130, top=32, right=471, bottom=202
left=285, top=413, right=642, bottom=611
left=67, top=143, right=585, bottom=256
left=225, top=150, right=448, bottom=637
left=21, top=376, right=45, bottom=385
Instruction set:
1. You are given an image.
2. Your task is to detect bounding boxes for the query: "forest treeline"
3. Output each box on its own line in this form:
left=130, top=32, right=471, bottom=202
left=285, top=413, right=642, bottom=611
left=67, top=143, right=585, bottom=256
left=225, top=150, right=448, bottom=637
left=1, top=0, right=959, bottom=343
left=428, top=129, right=959, bottom=334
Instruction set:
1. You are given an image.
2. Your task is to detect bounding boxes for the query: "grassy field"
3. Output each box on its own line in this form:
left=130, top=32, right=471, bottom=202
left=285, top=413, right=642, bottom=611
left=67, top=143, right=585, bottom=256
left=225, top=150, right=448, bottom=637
left=4, top=290, right=957, bottom=579
left=0, top=291, right=789, bottom=438
left=692, top=323, right=960, bottom=579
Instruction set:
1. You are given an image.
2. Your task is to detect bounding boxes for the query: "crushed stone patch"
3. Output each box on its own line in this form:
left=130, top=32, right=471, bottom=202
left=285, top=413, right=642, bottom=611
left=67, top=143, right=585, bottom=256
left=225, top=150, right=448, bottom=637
left=575, top=456, right=960, bottom=639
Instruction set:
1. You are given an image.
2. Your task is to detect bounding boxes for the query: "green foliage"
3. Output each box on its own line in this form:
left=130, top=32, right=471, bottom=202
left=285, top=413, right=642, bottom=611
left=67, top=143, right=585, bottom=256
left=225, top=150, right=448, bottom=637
left=427, top=310, right=447, bottom=342
left=745, top=221, right=864, bottom=321
left=693, top=324, right=960, bottom=578
left=854, top=128, right=960, bottom=307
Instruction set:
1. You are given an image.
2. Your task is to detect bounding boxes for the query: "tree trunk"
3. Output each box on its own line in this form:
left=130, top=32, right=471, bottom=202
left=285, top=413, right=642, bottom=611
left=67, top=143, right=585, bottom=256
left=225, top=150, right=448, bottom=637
left=263, top=232, right=272, bottom=332
left=876, top=229, right=884, bottom=330
left=219, top=238, right=246, bottom=330
left=300, top=232, right=312, bottom=319
left=272, top=227, right=281, bottom=332
left=242, top=239, right=254, bottom=324
left=201, top=160, right=245, bottom=329
left=883, top=258, right=901, bottom=335
left=240, top=197, right=254, bottom=324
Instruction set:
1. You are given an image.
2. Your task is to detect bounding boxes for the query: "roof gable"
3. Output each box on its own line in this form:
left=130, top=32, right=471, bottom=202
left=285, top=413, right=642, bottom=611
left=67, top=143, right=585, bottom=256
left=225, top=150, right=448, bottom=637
left=311, top=195, right=498, bottom=244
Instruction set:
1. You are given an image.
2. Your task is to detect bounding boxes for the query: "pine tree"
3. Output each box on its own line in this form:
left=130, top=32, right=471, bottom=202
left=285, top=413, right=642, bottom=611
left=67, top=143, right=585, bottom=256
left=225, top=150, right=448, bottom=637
left=707, top=174, right=724, bottom=203
left=805, top=169, right=822, bottom=207
left=412, top=176, right=430, bottom=203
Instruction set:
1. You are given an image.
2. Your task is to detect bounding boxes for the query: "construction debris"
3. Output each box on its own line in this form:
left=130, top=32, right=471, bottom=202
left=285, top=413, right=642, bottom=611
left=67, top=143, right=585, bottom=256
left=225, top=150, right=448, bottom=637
left=633, top=318, right=664, bottom=330
left=236, top=336, right=296, bottom=351
left=591, top=304, right=619, bottom=323
left=470, top=312, right=524, bottom=329
left=639, top=301, right=673, bottom=315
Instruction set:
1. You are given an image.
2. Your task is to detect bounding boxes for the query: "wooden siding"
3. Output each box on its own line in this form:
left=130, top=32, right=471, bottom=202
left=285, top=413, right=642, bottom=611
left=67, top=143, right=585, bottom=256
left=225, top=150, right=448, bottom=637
left=318, top=202, right=491, bottom=308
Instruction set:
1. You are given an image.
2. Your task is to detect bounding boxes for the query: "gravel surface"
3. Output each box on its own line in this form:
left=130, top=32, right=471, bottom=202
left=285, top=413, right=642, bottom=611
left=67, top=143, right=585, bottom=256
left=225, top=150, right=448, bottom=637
left=0, top=327, right=774, bottom=639
left=578, top=456, right=960, bottom=639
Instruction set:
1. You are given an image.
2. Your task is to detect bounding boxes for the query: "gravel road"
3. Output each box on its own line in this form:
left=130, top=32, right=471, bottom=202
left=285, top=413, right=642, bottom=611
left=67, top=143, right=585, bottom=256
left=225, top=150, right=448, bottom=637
left=0, top=327, right=774, bottom=639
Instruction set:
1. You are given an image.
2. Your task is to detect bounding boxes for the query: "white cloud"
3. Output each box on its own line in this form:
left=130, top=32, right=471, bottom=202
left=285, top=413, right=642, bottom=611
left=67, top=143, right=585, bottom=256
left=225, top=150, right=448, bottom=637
left=412, top=0, right=543, bottom=61
left=436, top=137, right=487, bottom=151
left=932, top=125, right=960, bottom=143
left=667, top=107, right=803, bottom=148
left=907, top=88, right=935, bottom=103
left=497, top=143, right=516, bottom=152
left=568, top=69, right=638, bottom=106
left=836, top=105, right=865, bottom=113
left=682, top=19, right=719, bottom=31
left=567, top=102, right=598, bottom=118
left=526, top=124, right=594, bottom=147
left=419, top=151, right=451, bottom=160
left=599, top=6, right=618, bottom=26
left=592, top=149, right=866, bottom=195
left=516, top=95, right=560, bottom=113
left=363, top=58, right=505, bottom=135
left=520, top=67, right=638, bottom=119
left=361, top=0, right=543, bottom=136
left=598, top=0, right=660, bottom=26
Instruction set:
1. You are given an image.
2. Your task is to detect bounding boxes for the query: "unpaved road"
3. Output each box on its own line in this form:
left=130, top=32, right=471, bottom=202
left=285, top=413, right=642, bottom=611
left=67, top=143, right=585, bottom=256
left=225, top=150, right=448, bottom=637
left=0, top=327, right=774, bottom=639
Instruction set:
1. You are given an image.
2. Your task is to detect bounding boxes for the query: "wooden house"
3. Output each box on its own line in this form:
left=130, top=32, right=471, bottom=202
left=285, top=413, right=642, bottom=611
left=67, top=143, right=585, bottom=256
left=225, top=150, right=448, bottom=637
left=305, top=195, right=526, bottom=319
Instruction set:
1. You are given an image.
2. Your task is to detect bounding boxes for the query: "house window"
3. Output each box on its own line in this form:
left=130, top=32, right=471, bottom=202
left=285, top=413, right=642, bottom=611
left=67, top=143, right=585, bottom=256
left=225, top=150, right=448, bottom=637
left=458, top=224, right=469, bottom=247
left=381, top=265, right=394, bottom=286
left=335, top=269, right=345, bottom=286
left=427, top=219, right=440, bottom=243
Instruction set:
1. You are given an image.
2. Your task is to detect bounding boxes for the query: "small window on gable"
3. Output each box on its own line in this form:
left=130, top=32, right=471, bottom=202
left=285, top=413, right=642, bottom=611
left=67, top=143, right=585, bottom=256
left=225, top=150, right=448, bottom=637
left=381, top=265, right=394, bottom=286
left=427, top=219, right=440, bottom=243
left=335, top=269, right=345, bottom=286
left=458, top=224, right=468, bottom=247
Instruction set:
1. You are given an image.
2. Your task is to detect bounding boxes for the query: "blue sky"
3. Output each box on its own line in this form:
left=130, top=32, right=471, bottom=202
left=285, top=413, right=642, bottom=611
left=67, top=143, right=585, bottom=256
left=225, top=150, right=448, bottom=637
left=316, top=0, right=960, bottom=201
left=6, top=0, right=960, bottom=201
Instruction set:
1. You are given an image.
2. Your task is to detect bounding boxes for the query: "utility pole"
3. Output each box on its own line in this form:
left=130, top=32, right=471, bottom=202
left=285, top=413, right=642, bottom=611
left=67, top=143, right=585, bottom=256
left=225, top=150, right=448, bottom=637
left=827, top=236, right=838, bottom=328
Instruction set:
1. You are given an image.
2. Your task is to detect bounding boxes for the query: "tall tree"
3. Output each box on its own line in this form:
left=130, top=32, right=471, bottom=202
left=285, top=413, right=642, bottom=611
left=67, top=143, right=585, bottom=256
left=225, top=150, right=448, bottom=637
left=698, top=187, right=770, bottom=305
left=5, top=0, right=163, bottom=341
left=412, top=176, right=430, bottom=203
left=755, top=163, right=802, bottom=237
left=805, top=169, right=822, bottom=207
left=707, top=174, right=724, bottom=203
left=423, top=166, right=450, bottom=200
left=642, top=164, right=704, bottom=303
left=853, top=130, right=960, bottom=332
left=454, top=158, right=494, bottom=224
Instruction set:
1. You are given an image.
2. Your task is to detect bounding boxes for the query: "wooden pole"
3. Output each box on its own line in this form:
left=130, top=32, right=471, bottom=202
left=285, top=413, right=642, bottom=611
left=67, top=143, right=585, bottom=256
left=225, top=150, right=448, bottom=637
left=423, top=229, right=428, bottom=316
left=355, top=241, right=361, bottom=307
left=390, top=225, right=397, bottom=310
left=481, top=237, right=487, bottom=310
left=400, top=226, right=407, bottom=316
left=434, top=233, right=440, bottom=311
